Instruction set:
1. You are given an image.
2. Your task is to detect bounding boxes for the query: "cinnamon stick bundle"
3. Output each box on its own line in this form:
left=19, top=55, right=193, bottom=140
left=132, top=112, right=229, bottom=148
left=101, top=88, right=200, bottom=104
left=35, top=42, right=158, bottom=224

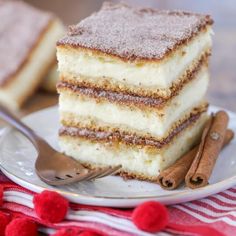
left=157, top=129, right=234, bottom=190
left=185, top=111, right=230, bottom=189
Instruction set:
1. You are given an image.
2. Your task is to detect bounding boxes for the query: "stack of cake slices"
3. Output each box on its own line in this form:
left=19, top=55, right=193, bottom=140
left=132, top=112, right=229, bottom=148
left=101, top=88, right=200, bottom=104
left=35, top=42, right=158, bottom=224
left=56, top=3, right=213, bottom=182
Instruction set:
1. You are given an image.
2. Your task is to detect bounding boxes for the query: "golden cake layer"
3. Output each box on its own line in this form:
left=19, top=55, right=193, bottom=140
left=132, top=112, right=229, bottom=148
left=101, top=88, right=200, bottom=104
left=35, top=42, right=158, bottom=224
left=59, top=111, right=207, bottom=181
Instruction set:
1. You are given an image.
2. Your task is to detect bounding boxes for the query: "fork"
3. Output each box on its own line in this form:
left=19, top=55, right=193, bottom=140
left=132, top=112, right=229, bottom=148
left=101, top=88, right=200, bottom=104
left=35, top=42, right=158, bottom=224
left=0, top=104, right=121, bottom=186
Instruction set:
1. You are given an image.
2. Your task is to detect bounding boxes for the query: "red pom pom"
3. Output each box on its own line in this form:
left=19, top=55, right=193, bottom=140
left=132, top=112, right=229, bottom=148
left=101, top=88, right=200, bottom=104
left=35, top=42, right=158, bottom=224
left=51, top=229, right=100, bottom=236
left=33, top=190, right=69, bottom=223
left=5, top=218, right=37, bottom=236
left=0, top=185, right=3, bottom=206
left=51, top=228, right=80, bottom=236
left=0, top=212, right=10, bottom=236
left=79, top=231, right=100, bottom=236
left=132, top=201, right=168, bottom=233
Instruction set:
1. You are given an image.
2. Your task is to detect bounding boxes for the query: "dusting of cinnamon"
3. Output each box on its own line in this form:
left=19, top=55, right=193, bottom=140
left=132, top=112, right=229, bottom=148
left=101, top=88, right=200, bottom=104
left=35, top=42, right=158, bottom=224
left=57, top=2, right=213, bottom=62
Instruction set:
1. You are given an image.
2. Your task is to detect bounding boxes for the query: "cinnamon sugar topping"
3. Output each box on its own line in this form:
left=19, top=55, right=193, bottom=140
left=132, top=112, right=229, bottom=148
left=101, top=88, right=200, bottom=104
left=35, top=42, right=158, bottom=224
left=57, top=2, right=213, bottom=61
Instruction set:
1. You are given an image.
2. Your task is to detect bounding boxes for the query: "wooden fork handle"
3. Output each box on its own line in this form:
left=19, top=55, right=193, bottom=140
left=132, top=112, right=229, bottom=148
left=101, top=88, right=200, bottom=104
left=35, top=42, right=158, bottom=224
left=0, top=104, right=43, bottom=149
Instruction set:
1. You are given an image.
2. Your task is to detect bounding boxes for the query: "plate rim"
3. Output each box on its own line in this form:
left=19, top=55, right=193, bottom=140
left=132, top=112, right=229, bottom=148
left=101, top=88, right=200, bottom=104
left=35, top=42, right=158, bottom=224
left=0, top=105, right=236, bottom=205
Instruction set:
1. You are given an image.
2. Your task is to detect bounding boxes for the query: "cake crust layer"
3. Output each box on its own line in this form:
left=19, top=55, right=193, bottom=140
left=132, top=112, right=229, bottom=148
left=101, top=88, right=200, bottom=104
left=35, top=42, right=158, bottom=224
left=58, top=48, right=211, bottom=98
left=57, top=54, right=208, bottom=108
left=59, top=108, right=207, bottom=149
left=60, top=100, right=208, bottom=140
left=57, top=2, right=213, bottom=62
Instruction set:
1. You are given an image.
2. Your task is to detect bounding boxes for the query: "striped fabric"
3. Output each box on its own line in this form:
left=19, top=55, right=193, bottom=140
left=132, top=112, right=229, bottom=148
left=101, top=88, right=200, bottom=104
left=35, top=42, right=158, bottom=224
left=0, top=172, right=235, bottom=236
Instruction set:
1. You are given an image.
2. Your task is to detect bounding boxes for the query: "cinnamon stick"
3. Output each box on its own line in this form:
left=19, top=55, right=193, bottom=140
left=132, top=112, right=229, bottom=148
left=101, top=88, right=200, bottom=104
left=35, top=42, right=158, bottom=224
left=185, top=110, right=230, bottom=189
left=157, top=129, right=234, bottom=190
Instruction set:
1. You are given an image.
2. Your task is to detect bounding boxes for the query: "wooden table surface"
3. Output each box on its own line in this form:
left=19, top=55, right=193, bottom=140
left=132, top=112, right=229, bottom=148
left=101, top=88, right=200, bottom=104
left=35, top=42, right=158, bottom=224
left=24, top=0, right=236, bottom=115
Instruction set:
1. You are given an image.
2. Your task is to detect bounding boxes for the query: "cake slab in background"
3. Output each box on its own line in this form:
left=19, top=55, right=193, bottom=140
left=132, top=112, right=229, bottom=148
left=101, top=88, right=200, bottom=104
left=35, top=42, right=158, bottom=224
left=0, top=0, right=64, bottom=110
left=57, top=2, right=213, bottom=182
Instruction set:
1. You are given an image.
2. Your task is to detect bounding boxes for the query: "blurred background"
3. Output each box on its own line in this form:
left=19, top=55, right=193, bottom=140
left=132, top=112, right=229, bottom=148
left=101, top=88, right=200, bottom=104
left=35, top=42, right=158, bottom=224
left=25, top=0, right=236, bottom=112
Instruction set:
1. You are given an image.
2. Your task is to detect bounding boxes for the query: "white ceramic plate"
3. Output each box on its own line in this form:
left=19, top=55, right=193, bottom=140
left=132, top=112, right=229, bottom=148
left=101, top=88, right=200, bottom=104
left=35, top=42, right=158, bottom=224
left=0, top=105, right=236, bottom=207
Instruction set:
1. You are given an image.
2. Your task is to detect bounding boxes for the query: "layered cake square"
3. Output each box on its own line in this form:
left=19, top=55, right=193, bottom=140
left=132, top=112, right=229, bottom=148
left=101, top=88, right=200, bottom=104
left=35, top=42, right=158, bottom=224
left=57, top=3, right=213, bottom=181
left=0, top=0, right=64, bottom=109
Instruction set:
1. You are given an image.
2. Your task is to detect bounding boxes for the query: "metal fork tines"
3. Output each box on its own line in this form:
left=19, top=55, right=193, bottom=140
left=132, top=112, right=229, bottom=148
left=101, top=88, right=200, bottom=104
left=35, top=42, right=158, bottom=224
left=41, top=165, right=122, bottom=186
left=0, top=103, right=122, bottom=186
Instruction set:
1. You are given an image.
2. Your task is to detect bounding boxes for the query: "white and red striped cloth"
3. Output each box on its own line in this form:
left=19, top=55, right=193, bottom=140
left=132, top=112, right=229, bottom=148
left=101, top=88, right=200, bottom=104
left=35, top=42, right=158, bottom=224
left=1, top=172, right=236, bottom=236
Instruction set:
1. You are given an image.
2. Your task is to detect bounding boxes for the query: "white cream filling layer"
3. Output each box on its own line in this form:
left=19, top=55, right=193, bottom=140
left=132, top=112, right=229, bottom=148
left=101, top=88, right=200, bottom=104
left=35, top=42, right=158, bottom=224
left=0, top=20, right=64, bottom=110
left=59, top=66, right=209, bottom=138
left=59, top=114, right=206, bottom=178
left=57, top=27, right=212, bottom=89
